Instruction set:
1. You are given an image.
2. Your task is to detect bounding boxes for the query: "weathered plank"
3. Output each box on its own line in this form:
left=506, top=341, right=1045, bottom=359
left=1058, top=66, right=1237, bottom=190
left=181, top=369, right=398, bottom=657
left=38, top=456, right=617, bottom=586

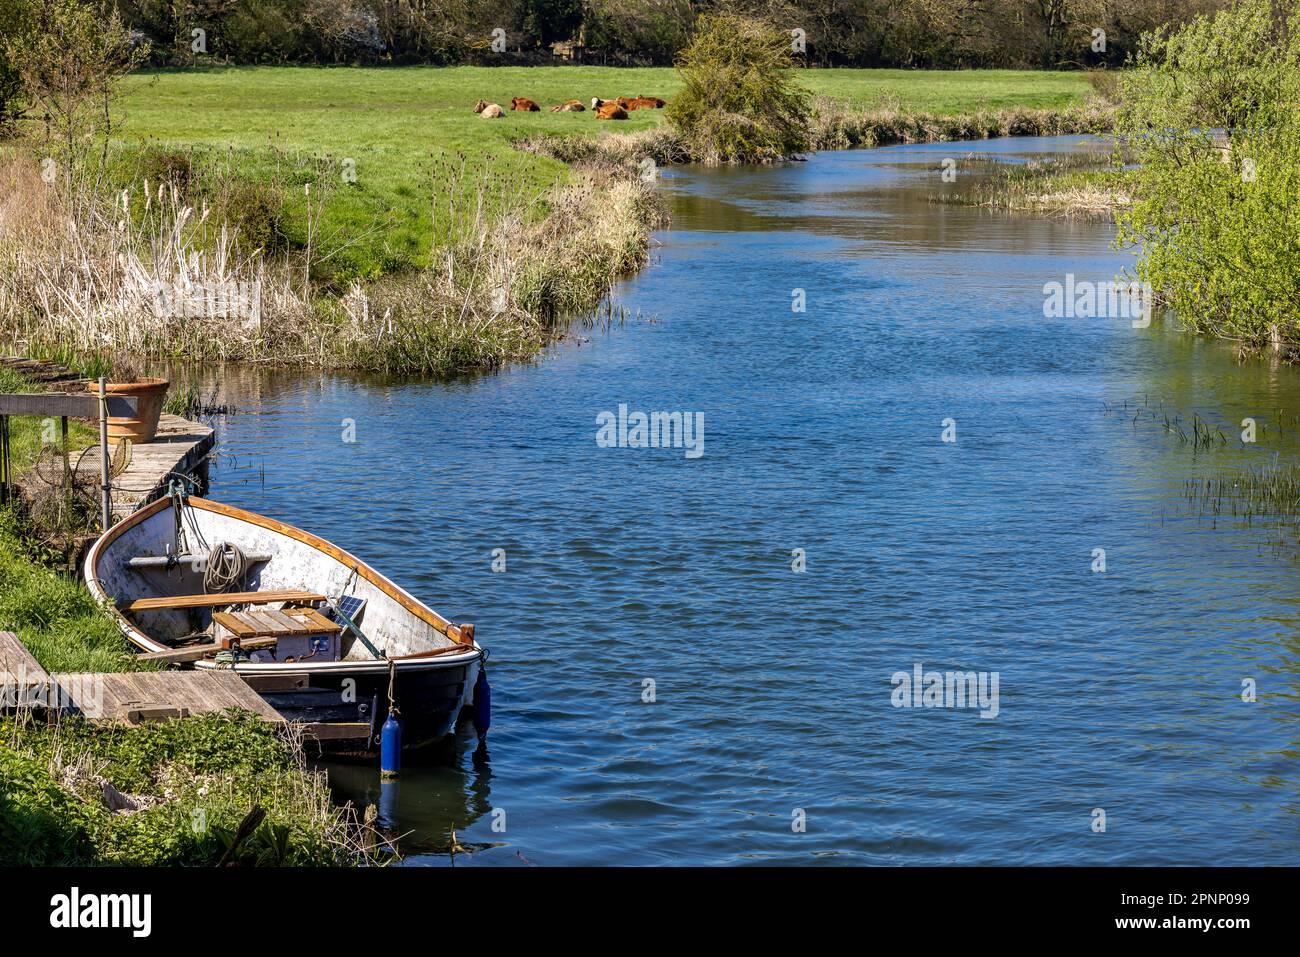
left=300, top=722, right=372, bottom=742
left=0, top=631, right=50, bottom=707
left=0, top=392, right=137, bottom=417
left=136, top=635, right=279, bottom=664
left=50, top=670, right=284, bottom=724
left=125, top=589, right=324, bottom=612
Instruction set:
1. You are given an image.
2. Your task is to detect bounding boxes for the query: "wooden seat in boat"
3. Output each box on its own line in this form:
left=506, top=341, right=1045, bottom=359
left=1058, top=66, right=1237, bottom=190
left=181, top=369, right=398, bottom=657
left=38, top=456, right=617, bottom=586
left=122, top=589, right=325, bottom=613
left=212, top=607, right=339, bottom=641
left=213, top=607, right=343, bottom=663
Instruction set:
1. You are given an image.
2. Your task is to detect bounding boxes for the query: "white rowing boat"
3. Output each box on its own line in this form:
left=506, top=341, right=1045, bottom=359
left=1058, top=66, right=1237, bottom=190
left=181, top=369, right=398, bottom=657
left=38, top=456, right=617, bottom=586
left=83, top=493, right=486, bottom=752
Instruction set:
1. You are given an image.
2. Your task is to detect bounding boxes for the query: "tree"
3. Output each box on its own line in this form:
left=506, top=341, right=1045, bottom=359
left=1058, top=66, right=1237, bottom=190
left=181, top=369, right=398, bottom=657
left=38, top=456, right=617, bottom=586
left=666, top=11, right=812, bottom=163
left=1116, top=0, right=1300, bottom=348
left=0, top=0, right=35, bottom=131
left=521, top=0, right=582, bottom=45
left=2, top=0, right=149, bottom=186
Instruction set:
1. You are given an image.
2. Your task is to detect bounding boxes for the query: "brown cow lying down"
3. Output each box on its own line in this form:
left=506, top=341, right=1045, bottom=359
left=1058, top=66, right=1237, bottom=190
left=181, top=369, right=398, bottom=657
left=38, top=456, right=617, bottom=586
left=511, top=97, right=540, bottom=111
left=473, top=99, right=505, bottom=118
left=550, top=99, right=585, bottom=112
left=593, top=96, right=665, bottom=112
left=594, top=101, right=628, bottom=120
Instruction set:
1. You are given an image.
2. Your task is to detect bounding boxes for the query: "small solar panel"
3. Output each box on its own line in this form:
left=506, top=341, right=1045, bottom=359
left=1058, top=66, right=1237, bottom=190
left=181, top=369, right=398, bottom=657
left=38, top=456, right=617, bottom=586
left=336, top=595, right=366, bottom=621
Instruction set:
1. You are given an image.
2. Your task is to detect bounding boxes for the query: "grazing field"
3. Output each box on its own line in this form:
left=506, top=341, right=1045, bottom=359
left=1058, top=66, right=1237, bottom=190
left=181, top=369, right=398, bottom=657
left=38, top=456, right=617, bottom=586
left=109, top=66, right=1094, bottom=278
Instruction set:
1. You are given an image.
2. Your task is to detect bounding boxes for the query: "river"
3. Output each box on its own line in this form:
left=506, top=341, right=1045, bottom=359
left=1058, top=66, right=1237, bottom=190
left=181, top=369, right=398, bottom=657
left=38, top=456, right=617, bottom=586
left=198, top=136, right=1300, bottom=865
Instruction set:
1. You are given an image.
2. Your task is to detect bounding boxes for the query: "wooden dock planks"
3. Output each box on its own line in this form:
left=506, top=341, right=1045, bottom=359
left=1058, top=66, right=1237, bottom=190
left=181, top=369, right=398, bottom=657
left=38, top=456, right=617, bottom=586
left=49, top=670, right=284, bottom=725
left=0, top=630, right=51, bottom=707
left=105, top=413, right=216, bottom=520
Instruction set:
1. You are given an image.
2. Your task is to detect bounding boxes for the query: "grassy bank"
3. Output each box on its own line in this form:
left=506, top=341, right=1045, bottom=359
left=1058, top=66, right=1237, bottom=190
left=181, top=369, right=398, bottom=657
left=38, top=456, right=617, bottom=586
left=0, top=65, right=1099, bottom=377
left=0, top=711, right=371, bottom=865
left=108, top=66, right=1092, bottom=274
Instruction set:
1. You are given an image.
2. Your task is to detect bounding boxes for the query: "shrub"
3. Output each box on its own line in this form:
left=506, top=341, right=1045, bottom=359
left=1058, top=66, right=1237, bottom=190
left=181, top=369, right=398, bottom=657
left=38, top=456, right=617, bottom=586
left=137, top=148, right=194, bottom=195
left=217, top=179, right=289, bottom=255
left=1115, top=0, right=1300, bottom=349
left=665, top=12, right=812, bottom=163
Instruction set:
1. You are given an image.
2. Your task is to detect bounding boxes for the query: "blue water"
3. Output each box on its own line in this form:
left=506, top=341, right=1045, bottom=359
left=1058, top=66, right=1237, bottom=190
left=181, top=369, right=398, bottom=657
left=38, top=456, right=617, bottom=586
left=203, top=137, right=1300, bottom=865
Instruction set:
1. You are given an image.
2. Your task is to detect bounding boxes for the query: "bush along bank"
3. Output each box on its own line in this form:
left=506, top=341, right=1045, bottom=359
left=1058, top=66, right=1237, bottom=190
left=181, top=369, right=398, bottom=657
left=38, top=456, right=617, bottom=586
left=807, top=98, right=1115, bottom=151
left=1115, top=0, right=1300, bottom=354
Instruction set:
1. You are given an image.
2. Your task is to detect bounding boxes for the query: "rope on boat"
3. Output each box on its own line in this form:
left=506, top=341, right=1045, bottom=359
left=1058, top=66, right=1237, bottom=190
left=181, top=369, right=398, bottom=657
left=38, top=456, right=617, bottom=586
left=386, top=658, right=399, bottom=718
left=204, top=541, right=248, bottom=593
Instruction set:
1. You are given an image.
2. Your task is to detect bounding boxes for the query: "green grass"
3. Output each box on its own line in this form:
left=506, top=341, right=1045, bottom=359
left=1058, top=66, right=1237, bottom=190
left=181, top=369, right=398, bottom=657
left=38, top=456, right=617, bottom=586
left=0, top=712, right=364, bottom=865
left=105, top=65, right=1093, bottom=278
left=0, top=507, right=144, bottom=673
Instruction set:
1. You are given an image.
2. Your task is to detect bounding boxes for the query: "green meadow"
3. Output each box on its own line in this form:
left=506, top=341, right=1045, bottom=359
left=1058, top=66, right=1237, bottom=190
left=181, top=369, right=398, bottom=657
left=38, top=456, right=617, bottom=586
left=108, top=66, right=1093, bottom=279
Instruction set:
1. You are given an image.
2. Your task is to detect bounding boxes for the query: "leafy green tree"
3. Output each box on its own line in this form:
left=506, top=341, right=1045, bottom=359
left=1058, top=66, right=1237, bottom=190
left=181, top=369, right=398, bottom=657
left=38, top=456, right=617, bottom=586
left=0, top=0, right=34, bottom=131
left=521, top=0, right=582, bottom=45
left=666, top=11, right=812, bottom=163
left=1116, top=0, right=1300, bottom=348
left=2, top=0, right=149, bottom=186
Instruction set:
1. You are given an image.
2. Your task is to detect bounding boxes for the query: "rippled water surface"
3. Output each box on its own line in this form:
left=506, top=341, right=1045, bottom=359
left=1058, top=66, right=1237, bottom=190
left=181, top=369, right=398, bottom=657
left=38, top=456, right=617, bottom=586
left=199, top=137, right=1300, bottom=865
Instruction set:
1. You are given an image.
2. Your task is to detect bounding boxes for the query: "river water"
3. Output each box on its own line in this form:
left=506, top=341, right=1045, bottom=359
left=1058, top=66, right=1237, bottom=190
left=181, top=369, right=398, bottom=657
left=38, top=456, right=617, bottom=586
left=198, top=136, right=1300, bottom=865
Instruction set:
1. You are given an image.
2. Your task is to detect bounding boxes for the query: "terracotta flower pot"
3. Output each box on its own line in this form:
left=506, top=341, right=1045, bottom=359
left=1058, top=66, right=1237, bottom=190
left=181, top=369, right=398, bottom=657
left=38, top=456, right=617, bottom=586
left=90, top=377, right=169, bottom=444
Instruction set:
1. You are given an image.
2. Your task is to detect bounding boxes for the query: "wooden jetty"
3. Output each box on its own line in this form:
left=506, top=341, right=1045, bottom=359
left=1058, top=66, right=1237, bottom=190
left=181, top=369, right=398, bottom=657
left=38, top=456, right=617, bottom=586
left=3, top=630, right=281, bottom=724
left=51, top=670, right=283, bottom=725
left=1, top=356, right=215, bottom=520
left=105, top=413, right=215, bottom=520
left=1, top=632, right=359, bottom=743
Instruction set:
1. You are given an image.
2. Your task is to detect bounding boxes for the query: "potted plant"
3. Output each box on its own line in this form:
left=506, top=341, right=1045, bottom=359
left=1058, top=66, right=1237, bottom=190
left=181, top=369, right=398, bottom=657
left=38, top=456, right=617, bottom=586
left=89, top=355, right=169, bottom=444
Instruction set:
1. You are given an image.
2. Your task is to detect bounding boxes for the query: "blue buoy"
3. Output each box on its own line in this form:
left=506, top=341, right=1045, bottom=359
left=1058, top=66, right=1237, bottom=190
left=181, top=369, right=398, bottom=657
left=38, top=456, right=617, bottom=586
left=380, top=711, right=401, bottom=779
left=472, top=666, right=491, bottom=739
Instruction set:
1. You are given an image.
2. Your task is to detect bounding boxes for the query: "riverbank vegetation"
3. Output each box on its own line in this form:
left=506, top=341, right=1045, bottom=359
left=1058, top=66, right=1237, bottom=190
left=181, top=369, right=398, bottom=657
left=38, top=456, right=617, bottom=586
left=666, top=12, right=811, bottom=163
left=0, top=0, right=1109, bottom=377
left=0, top=711, right=374, bottom=865
left=933, top=152, right=1131, bottom=217
left=1115, top=0, right=1300, bottom=354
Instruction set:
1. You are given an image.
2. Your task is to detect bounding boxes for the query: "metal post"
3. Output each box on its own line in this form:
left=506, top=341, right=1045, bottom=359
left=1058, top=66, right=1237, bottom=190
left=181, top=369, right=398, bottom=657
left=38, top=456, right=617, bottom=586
left=98, top=377, right=112, bottom=531
left=61, top=415, right=70, bottom=518
left=0, top=414, right=9, bottom=506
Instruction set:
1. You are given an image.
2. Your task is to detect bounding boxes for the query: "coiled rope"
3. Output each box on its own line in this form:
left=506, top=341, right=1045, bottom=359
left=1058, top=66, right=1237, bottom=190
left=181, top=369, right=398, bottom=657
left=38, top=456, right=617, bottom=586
left=204, top=541, right=248, bottom=594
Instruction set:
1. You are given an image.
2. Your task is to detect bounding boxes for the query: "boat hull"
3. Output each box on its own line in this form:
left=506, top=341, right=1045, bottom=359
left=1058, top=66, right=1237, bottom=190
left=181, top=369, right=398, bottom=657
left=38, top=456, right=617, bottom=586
left=253, top=657, right=480, bottom=756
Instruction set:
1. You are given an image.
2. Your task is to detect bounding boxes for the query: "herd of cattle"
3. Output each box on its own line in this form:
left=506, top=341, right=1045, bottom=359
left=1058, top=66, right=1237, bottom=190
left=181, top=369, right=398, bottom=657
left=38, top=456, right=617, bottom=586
left=472, top=95, right=666, bottom=120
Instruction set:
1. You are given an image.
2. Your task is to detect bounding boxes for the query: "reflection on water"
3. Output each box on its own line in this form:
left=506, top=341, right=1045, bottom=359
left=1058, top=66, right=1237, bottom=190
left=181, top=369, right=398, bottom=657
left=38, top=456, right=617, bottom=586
left=186, top=136, right=1300, bottom=866
left=321, top=724, right=496, bottom=860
